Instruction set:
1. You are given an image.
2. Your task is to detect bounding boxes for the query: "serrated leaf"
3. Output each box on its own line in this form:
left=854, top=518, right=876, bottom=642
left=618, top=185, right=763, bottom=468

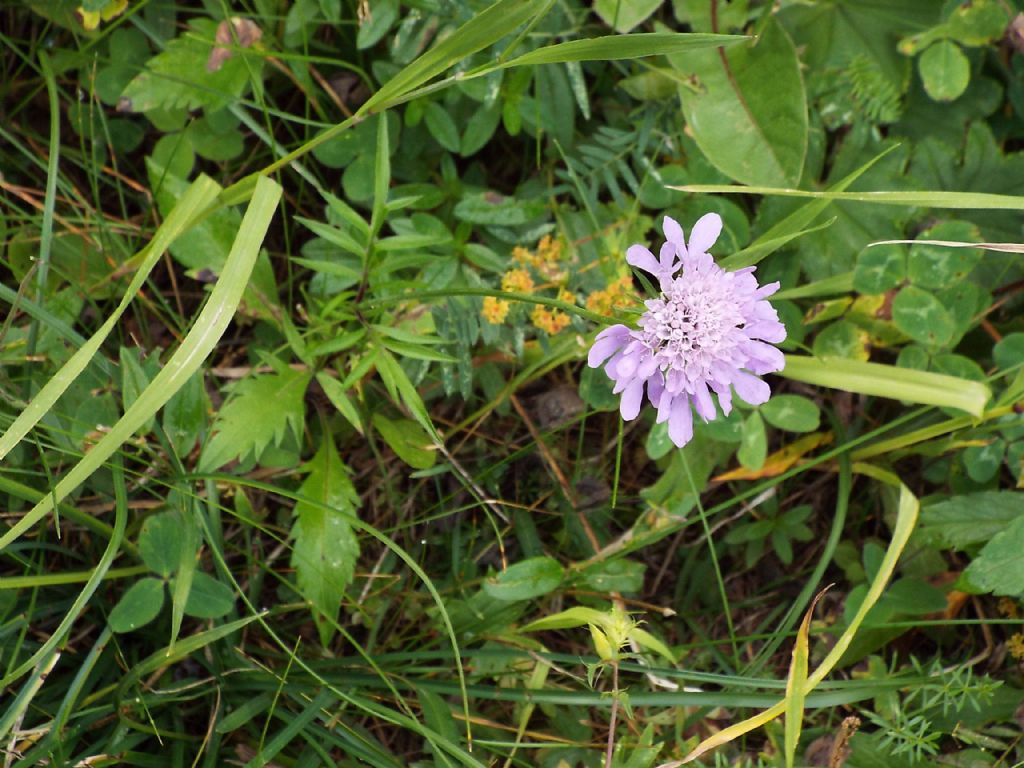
left=199, top=365, right=311, bottom=471
left=109, top=577, right=165, bottom=633
left=483, top=556, right=564, bottom=602
left=291, top=436, right=360, bottom=646
left=122, top=19, right=262, bottom=113
left=963, top=515, right=1024, bottom=597
left=918, top=491, right=1022, bottom=550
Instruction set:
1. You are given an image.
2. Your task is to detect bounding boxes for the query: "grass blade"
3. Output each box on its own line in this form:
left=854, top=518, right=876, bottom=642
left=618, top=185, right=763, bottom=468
left=499, top=32, right=744, bottom=67
left=0, top=176, right=221, bottom=463
left=0, top=176, right=281, bottom=553
left=784, top=588, right=829, bottom=768
left=675, top=184, right=1024, bottom=210
left=782, top=355, right=991, bottom=417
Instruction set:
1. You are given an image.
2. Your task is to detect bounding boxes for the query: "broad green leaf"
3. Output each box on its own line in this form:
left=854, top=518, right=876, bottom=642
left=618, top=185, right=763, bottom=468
left=372, top=413, right=436, bottom=470
left=356, top=0, right=397, bottom=49
left=199, top=364, right=311, bottom=472
left=918, top=40, right=970, bottom=102
left=811, top=320, right=870, bottom=361
left=121, top=18, right=263, bottom=113
left=962, top=439, right=1006, bottom=483
left=670, top=17, right=807, bottom=186
left=483, top=556, right=565, bottom=602
left=181, top=571, right=235, bottom=619
left=520, top=605, right=607, bottom=632
left=291, top=436, right=361, bottom=646
left=892, top=286, right=955, bottom=347
left=994, top=333, right=1024, bottom=371
left=579, top=559, right=645, bottom=594
left=461, top=104, right=502, bottom=156
left=853, top=244, right=906, bottom=294
left=593, top=0, right=661, bottom=33
left=738, top=412, right=767, bottom=470
left=760, top=395, right=821, bottom=434
left=138, top=510, right=186, bottom=578
left=108, top=578, right=165, bottom=633
left=906, top=220, right=982, bottom=289
left=918, top=492, right=1023, bottom=550
left=782, top=355, right=990, bottom=417
left=963, top=516, right=1024, bottom=597
left=423, top=101, right=461, bottom=153
left=453, top=192, right=548, bottom=226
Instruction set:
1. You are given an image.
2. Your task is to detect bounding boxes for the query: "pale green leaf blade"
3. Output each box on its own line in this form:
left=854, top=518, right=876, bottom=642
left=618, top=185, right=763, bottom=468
left=781, top=355, right=990, bottom=417
left=501, top=32, right=743, bottom=68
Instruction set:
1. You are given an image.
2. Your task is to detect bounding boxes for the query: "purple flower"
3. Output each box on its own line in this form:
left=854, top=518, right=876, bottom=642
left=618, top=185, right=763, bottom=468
left=588, top=213, right=787, bottom=448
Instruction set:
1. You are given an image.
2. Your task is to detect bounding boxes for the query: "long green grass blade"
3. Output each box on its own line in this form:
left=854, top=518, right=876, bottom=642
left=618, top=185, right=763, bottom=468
left=782, top=355, right=990, bottom=417
left=0, top=176, right=221, bottom=463
left=676, top=184, right=1024, bottom=210
left=498, top=32, right=744, bottom=67
left=0, top=176, right=281, bottom=553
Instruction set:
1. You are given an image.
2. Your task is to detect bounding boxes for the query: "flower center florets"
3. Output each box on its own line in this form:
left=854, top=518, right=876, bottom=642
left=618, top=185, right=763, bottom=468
left=638, top=272, right=743, bottom=369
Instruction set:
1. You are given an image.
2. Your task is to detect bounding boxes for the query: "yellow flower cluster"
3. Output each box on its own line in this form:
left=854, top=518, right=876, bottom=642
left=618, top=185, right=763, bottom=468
left=500, top=268, right=535, bottom=294
left=529, top=289, right=575, bottom=335
left=513, top=235, right=565, bottom=280
left=1009, top=633, right=1024, bottom=661
left=585, top=274, right=635, bottom=316
left=79, top=0, right=128, bottom=30
left=481, top=296, right=510, bottom=324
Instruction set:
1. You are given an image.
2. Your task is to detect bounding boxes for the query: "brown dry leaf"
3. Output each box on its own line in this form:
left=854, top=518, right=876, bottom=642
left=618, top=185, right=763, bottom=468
left=714, top=432, right=833, bottom=482
left=207, top=17, right=263, bottom=73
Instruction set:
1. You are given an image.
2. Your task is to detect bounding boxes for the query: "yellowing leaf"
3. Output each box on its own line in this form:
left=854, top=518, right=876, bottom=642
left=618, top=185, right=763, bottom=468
left=714, top=432, right=833, bottom=482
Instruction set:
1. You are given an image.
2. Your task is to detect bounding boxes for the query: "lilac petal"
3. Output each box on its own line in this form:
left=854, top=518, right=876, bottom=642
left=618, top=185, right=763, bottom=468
left=668, top=396, right=694, bottom=447
left=620, top=378, right=645, bottom=421
left=659, top=242, right=677, bottom=272
left=733, top=370, right=771, bottom=406
left=663, top=216, right=684, bottom=248
left=743, top=340, right=785, bottom=373
left=637, top=354, right=660, bottom=379
left=714, top=384, right=733, bottom=416
left=692, top=381, right=716, bottom=421
left=616, top=352, right=639, bottom=379
left=753, top=280, right=781, bottom=300
left=656, top=387, right=673, bottom=423
left=626, top=244, right=661, bottom=275
left=687, top=213, right=722, bottom=255
left=745, top=320, right=787, bottom=344
left=588, top=325, right=631, bottom=367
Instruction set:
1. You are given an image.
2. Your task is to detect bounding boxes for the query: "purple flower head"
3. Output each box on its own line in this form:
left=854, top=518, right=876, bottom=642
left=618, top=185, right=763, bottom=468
left=589, top=213, right=787, bottom=448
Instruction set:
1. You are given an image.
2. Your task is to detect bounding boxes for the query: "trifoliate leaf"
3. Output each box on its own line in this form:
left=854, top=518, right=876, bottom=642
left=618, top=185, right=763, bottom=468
left=199, top=365, right=311, bottom=471
left=291, top=436, right=360, bottom=646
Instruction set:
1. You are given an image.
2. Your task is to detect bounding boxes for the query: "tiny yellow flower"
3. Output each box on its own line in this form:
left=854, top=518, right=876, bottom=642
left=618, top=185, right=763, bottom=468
left=1008, top=633, right=1024, bottom=661
left=501, top=268, right=534, bottom=294
left=537, top=234, right=563, bottom=263
left=557, top=287, right=575, bottom=305
left=998, top=597, right=1020, bottom=618
left=512, top=246, right=534, bottom=266
left=530, top=305, right=570, bottom=335
left=481, top=296, right=510, bottom=324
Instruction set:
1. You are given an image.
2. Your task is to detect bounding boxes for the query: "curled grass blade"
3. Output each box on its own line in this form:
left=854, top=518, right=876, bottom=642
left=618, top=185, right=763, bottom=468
left=662, top=471, right=918, bottom=766
left=784, top=588, right=830, bottom=768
